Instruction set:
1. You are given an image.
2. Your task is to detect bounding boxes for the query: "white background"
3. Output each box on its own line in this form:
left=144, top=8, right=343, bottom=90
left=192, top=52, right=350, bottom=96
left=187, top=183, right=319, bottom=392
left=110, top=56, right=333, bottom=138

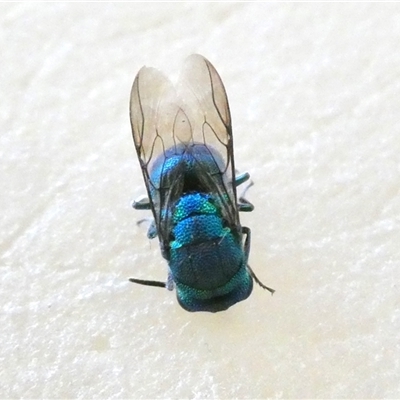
left=1, top=3, right=400, bottom=398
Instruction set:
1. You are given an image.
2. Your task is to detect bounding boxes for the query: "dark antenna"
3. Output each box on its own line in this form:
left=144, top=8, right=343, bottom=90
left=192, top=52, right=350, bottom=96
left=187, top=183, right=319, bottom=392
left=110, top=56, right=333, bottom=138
left=129, top=278, right=166, bottom=288
left=248, top=266, right=275, bottom=295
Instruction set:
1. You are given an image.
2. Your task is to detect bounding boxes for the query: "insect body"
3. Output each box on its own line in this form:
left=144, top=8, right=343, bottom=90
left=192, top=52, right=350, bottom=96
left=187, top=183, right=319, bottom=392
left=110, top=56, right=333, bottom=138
left=129, top=54, right=274, bottom=312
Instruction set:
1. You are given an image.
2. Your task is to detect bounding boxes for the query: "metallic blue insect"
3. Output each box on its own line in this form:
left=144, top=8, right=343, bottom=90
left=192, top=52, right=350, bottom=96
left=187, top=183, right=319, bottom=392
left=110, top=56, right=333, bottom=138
left=129, top=54, right=274, bottom=312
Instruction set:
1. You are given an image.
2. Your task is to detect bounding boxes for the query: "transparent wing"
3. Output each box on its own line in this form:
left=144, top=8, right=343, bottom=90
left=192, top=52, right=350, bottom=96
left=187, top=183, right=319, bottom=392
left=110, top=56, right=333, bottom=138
left=130, top=65, right=191, bottom=167
left=130, top=55, right=240, bottom=246
left=130, top=65, right=181, bottom=239
left=177, top=54, right=232, bottom=151
left=177, top=54, right=239, bottom=225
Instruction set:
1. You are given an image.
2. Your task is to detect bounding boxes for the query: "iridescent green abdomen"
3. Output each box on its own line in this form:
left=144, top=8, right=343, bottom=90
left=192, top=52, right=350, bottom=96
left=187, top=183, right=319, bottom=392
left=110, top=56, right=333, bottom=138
left=169, top=193, right=253, bottom=312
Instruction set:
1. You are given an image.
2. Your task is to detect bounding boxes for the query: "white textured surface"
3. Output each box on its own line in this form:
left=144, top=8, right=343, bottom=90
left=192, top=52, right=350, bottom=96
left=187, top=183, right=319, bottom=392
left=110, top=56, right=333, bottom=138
left=1, top=3, right=400, bottom=398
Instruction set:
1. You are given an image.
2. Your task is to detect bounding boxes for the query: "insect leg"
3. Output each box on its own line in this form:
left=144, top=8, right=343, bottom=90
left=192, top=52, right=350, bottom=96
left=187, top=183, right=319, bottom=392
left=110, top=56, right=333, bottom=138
left=132, top=196, right=158, bottom=238
left=242, top=225, right=251, bottom=265
left=135, top=217, right=158, bottom=239
left=242, top=226, right=275, bottom=294
left=166, top=271, right=174, bottom=291
left=237, top=176, right=254, bottom=212
left=132, top=195, right=151, bottom=210
left=235, top=172, right=250, bottom=187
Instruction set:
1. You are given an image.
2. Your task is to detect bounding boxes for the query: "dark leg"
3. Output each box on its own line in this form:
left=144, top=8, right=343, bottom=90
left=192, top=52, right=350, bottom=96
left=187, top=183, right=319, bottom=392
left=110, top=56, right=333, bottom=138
left=132, top=196, right=151, bottom=210
left=236, top=175, right=254, bottom=212
left=242, top=226, right=275, bottom=294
